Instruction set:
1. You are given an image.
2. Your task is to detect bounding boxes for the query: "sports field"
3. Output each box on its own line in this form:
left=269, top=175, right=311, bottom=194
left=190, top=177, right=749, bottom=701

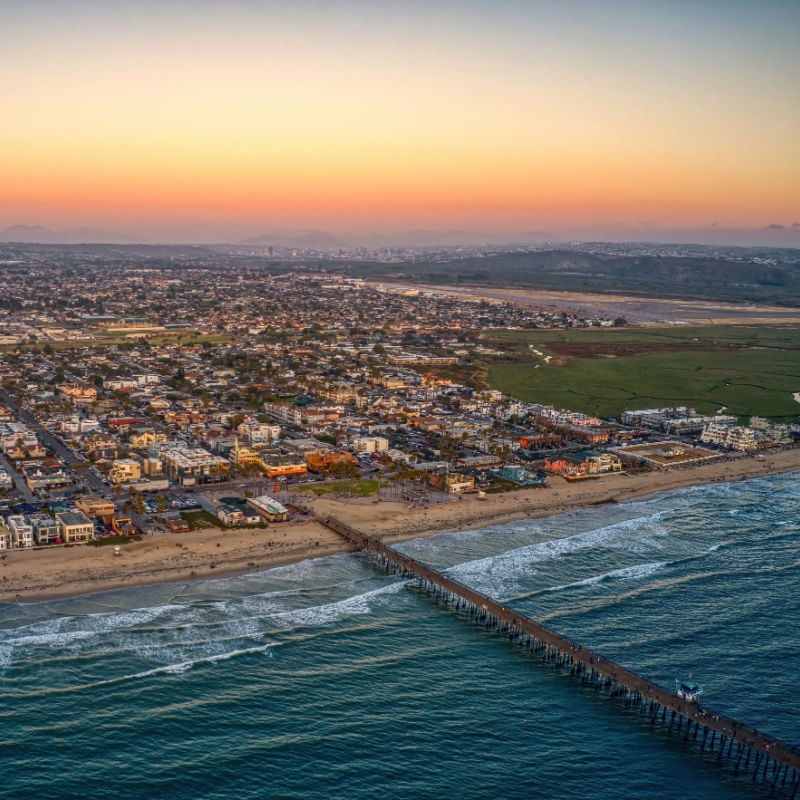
left=484, top=326, right=800, bottom=420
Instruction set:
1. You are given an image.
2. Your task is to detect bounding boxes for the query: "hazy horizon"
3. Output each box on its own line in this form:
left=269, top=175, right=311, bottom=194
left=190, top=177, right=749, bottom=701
left=1, top=220, right=799, bottom=249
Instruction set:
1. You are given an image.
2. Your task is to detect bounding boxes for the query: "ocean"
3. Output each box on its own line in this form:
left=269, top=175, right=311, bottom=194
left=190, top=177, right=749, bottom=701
left=1, top=471, right=798, bottom=799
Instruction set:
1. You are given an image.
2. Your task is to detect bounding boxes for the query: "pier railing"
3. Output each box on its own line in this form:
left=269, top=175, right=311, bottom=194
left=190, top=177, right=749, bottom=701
left=305, top=507, right=800, bottom=796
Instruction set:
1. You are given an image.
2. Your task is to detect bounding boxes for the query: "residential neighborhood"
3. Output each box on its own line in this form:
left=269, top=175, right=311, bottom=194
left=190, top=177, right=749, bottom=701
left=0, top=255, right=797, bottom=552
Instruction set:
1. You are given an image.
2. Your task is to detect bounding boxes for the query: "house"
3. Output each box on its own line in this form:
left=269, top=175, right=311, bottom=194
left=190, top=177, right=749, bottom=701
left=83, top=433, right=119, bottom=461
left=55, top=510, right=96, bottom=543
left=22, top=460, right=73, bottom=492
left=488, top=465, right=547, bottom=486
left=443, top=473, right=475, bottom=494
left=6, top=515, right=34, bottom=548
left=215, top=502, right=261, bottom=527
left=129, top=429, right=167, bottom=449
left=57, top=383, right=98, bottom=406
left=31, top=514, right=61, bottom=545
left=582, top=451, right=623, bottom=474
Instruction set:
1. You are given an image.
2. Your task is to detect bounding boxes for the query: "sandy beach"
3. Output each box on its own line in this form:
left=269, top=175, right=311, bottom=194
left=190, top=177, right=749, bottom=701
left=2, top=447, right=798, bottom=603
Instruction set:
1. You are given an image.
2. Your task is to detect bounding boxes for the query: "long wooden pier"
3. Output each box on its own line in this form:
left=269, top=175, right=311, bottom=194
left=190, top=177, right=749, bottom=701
left=309, top=509, right=800, bottom=795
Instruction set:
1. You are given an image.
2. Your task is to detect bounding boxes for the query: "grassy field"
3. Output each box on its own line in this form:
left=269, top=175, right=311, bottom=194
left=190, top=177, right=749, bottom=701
left=180, top=510, right=224, bottom=529
left=484, top=326, right=800, bottom=420
left=291, top=479, right=379, bottom=497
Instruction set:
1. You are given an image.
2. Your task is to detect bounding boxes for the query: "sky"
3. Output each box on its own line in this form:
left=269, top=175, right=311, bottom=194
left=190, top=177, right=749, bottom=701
left=1, top=0, right=798, bottom=244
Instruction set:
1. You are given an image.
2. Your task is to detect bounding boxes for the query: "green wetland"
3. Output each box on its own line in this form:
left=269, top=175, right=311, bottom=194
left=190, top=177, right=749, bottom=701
left=485, top=326, right=800, bottom=420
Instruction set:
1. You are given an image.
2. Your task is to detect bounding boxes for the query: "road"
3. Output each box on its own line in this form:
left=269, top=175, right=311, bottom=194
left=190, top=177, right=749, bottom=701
left=0, top=450, right=36, bottom=503
left=0, top=389, right=109, bottom=496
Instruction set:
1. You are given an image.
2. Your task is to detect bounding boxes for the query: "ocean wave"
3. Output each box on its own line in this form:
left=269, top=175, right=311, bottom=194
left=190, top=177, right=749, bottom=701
left=3, top=581, right=407, bottom=679
left=6, top=643, right=276, bottom=699
left=267, top=581, right=406, bottom=629
left=543, top=561, right=668, bottom=593
left=0, top=603, right=188, bottom=649
left=504, top=561, right=668, bottom=603
left=443, top=512, right=667, bottom=595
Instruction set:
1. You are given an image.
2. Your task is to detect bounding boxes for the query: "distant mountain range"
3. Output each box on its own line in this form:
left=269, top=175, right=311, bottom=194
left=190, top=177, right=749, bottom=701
left=0, top=224, right=551, bottom=248
left=4, top=223, right=796, bottom=249
left=0, top=225, right=152, bottom=244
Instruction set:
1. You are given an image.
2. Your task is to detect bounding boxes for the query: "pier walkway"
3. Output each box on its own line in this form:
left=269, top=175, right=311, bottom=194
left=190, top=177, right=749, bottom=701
left=306, top=508, right=800, bottom=795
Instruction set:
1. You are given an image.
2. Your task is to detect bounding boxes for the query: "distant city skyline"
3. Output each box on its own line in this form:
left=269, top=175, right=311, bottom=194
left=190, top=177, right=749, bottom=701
left=1, top=1, right=798, bottom=245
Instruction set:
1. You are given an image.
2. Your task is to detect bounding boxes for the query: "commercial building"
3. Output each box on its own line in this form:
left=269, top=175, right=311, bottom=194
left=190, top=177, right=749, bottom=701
left=305, top=451, right=358, bottom=473
left=76, top=496, right=115, bottom=524
left=246, top=495, right=289, bottom=522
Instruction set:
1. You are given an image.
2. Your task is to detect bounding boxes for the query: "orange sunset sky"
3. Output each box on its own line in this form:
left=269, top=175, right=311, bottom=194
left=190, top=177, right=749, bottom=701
left=1, top=0, right=798, bottom=244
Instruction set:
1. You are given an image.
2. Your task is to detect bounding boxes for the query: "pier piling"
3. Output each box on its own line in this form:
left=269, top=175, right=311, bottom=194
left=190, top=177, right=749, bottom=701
left=307, top=509, right=800, bottom=795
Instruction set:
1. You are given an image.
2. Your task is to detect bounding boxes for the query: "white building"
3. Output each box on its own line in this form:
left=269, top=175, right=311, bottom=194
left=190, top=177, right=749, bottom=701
left=153, top=441, right=229, bottom=486
left=61, top=417, right=102, bottom=435
left=246, top=495, right=289, bottom=522
left=351, top=436, right=389, bottom=454
left=7, top=515, right=34, bottom=548
left=263, top=402, right=303, bottom=427
left=701, top=423, right=758, bottom=451
left=134, top=374, right=161, bottom=387
left=238, top=420, right=281, bottom=444
left=0, top=422, right=39, bottom=455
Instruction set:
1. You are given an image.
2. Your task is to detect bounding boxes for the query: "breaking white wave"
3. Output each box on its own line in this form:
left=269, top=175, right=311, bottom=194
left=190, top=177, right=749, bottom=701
left=543, top=561, right=668, bottom=593
left=0, top=603, right=188, bottom=651
left=444, top=512, right=667, bottom=596
left=267, top=582, right=405, bottom=629
left=0, top=579, right=407, bottom=672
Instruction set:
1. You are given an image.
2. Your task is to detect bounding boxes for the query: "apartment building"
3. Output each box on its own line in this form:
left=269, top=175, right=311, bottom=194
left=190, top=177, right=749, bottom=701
left=155, top=443, right=230, bottom=486
left=109, top=458, right=142, bottom=485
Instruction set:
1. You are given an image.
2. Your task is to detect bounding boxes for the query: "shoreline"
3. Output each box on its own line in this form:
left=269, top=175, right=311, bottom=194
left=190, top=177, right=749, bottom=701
left=2, top=447, right=798, bottom=605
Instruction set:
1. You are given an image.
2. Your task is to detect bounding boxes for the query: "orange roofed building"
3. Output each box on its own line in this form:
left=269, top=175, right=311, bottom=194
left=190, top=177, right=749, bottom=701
left=305, top=451, right=358, bottom=473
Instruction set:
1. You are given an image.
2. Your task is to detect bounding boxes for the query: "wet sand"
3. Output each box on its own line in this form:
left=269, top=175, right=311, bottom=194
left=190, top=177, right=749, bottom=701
left=1, top=448, right=798, bottom=603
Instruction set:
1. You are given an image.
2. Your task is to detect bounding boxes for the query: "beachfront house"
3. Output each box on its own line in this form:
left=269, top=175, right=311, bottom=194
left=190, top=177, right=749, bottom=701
left=55, top=511, right=96, bottom=543
left=6, top=515, right=34, bottom=548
